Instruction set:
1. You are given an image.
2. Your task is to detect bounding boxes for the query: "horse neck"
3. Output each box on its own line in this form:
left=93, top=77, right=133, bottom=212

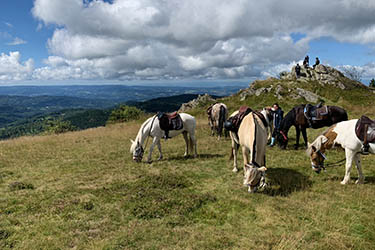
left=280, top=111, right=294, bottom=134
left=136, top=117, right=154, bottom=146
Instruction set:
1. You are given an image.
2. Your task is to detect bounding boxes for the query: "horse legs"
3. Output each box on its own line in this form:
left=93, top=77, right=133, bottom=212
left=354, top=154, right=365, bottom=184
left=341, top=148, right=355, bottom=185
left=182, top=131, right=189, bottom=157
left=301, top=127, right=308, bottom=148
left=188, top=131, right=197, bottom=158
left=156, top=139, right=163, bottom=161
left=294, top=126, right=301, bottom=150
left=230, top=132, right=239, bottom=172
left=146, top=137, right=158, bottom=163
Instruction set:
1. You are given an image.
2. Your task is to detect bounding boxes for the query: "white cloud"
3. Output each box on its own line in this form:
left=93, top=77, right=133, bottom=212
left=3, top=0, right=375, bottom=83
left=0, top=52, right=34, bottom=81
left=6, top=37, right=27, bottom=46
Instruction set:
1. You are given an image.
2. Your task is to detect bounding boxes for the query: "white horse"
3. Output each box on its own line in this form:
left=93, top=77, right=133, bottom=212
left=229, top=108, right=273, bottom=173
left=130, top=113, right=197, bottom=163
left=306, top=119, right=375, bottom=185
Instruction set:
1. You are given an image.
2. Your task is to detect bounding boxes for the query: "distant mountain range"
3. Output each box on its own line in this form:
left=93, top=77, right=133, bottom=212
left=0, top=85, right=243, bottom=128
left=0, top=85, right=244, bottom=102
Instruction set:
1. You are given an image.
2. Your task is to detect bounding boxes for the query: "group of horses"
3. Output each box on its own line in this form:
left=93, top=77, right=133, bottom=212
left=130, top=102, right=374, bottom=192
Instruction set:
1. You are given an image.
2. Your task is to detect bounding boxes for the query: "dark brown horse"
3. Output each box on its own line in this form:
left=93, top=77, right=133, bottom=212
left=276, top=104, right=348, bottom=149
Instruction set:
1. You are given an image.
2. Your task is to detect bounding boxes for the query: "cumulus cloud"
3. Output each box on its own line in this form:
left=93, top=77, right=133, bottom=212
left=0, top=52, right=34, bottom=81
left=3, top=0, right=375, bottom=82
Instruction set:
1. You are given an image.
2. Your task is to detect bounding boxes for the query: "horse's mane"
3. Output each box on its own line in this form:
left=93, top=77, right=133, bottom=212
left=306, top=135, right=328, bottom=156
left=280, top=106, right=297, bottom=132
left=130, top=116, right=153, bottom=153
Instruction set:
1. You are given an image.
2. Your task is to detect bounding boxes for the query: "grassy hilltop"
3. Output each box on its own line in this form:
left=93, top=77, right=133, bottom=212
left=1, top=68, right=375, bottom=249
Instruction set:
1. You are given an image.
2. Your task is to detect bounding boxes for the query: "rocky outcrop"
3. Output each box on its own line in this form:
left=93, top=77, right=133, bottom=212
left=280, top=64, right=350, bottom=89
left=179, top=94, right=215, bottom=112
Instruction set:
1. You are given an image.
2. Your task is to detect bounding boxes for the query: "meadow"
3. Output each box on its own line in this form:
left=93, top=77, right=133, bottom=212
left=0, top=112, right=374, bottom=249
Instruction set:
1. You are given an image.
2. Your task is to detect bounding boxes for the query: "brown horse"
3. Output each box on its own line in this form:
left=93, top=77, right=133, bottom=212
left=207, top=103, right=228, bottom=139
left=277, top=104, right=348, bottom=149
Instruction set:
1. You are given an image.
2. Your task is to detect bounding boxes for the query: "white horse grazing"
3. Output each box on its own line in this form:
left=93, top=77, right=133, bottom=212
left=230, top=111, right=270, bottom=192
left=306, top=119, right=375, bottom=185
left=229, top=108, right=273, bottom=173
left=130, top=113, right=197, bottom=163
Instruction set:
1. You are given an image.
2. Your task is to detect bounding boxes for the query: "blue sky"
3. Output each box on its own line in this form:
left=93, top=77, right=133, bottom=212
left=1, top=0, right=375, bottom=85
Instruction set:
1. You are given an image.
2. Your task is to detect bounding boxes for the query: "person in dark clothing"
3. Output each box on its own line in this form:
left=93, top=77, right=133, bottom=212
left=269, top=103, right=284, bottom=147
left=303, top=55, right=309, bottom=68
left=313, top=57, right=320, bottom=69
left=295, top=63, right=301, bottom=78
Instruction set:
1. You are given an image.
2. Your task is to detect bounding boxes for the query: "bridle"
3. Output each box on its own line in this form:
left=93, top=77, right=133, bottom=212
left=311, top=150, right=326, bottom=173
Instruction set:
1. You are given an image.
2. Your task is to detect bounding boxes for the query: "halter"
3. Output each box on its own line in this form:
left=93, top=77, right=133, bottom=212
left=311, top=150, right=326, bottom=173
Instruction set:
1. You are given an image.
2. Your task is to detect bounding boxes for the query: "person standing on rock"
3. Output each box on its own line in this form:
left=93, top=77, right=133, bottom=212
left=303, top=55, right=309, bottom=68
left=269, top=103, right=284, bottom=147
left=295, top=63, right=301, bottom=78
left=313, top=57, right=320, bottom=69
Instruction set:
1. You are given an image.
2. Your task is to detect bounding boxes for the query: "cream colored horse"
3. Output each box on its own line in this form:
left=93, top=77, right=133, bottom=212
left=231, top=111, right=269, bottom=192
left=229, top=109, right=272, bottom=173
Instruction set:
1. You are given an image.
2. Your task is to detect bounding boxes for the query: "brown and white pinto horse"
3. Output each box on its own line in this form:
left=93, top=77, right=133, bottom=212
left=307, top=119, right=375, bottom=185
left=207, top=103, right=228, bottom=139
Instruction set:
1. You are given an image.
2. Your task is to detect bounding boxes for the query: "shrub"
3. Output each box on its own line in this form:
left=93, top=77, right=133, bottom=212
left=108, top=105, right=143, bottom=123
left=43, top=119, right=77, bottom=134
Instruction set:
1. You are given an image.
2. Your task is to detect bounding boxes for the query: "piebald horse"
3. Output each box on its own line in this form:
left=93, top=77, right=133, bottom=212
left=130, top=113, right=197, bottom=163
left=229, top=109, right=272, bottom=192
left=306, top=119, right=375, bottom=185
left=207, top=103, right=228, bottom=139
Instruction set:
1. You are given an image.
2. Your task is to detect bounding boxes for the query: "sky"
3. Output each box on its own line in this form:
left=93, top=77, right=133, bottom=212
left=1, top=0, right=375, bottom=85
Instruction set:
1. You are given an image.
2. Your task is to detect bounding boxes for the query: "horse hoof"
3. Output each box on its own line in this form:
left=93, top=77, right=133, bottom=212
left=340, top=180, right=349, bottom=185
left=355, top=179, right=364, bottom=184
left=232, top=168, right=238, bottom=173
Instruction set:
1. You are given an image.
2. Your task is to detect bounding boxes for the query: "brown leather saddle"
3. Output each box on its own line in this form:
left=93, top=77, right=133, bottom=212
left=355, top=115, right=375, bottom=143
left=224, top=106, right=253, bottom=132
left=157, top=111, right=183, bottom=131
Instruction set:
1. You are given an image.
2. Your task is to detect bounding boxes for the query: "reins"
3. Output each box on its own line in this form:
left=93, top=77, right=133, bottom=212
left=325, top=158, right=346, bottom=168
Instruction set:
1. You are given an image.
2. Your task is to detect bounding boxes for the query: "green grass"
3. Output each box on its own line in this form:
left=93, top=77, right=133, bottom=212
left=0, top=116, right=375, bottom=249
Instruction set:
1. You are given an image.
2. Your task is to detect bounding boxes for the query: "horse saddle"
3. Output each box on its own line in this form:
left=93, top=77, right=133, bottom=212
left=157, top=112, right=183, bottom=131
left=304, top=104, right=328, bottom=121
left=224, top=106, right=252, bottom=132
left=355, top=115, right=375, bottom=143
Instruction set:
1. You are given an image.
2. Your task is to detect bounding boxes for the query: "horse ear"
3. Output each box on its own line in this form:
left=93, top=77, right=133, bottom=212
left=245, top=163, right=252, bottom=169
left=130, top=139, right=135, bottom=144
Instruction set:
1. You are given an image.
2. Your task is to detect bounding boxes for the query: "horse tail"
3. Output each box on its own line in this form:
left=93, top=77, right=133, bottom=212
left=218, top=105, right=226, bottom=136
